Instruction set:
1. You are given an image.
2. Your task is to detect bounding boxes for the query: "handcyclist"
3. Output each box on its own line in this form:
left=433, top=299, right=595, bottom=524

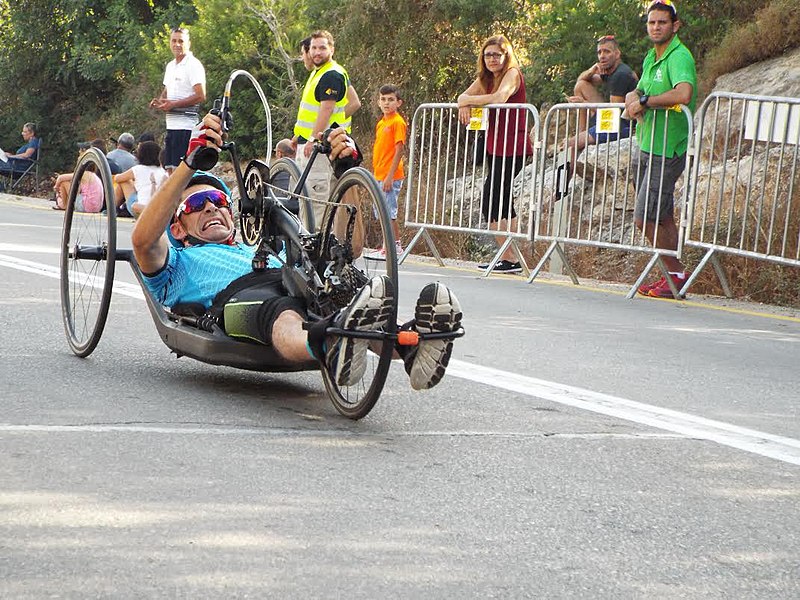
left=131, top=112, right=463, bottom=390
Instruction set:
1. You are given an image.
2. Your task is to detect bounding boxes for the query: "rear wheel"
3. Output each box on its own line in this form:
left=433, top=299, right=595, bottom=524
left=240, top=159, right=270, bottom=246
left=317, top=167, right=398, bottom=419
left=59, top=148, right=116, bottom=357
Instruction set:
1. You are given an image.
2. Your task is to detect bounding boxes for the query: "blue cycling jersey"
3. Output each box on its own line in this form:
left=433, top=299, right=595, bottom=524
left=143, top=243, right=283, bottom=308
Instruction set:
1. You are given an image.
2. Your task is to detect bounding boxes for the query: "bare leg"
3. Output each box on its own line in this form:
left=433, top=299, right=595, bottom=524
left=117, top=181, right=135, bottom=207
left=572, top=79, right=604, bottom=133
left=333, top=186, right=365, bottom=257
left=637, top=216, right=685, bottom=272
left=270, top=310, right=311, bottom=363
left=56, top=181, right=71, bottom=208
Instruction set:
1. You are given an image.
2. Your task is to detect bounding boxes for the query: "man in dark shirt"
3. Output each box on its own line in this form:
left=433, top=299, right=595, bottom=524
left=566, top=35, right=639, bottom=155
left=0, top=122, right=40, bottom=175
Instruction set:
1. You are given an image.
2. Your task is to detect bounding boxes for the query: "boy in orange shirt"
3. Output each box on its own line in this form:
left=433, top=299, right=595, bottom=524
left=369, top=84, right=407, bottom=259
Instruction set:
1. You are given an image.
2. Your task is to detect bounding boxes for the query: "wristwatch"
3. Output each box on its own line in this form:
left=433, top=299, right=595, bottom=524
left=639, top=94, right=650, bottom=107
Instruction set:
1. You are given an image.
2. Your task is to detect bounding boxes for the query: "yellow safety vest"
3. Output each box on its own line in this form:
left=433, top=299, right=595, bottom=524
left=294, top=60, right=351, bottom=140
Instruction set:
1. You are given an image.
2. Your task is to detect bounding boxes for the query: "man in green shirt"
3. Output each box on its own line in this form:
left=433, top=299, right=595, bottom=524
left=624, top=0, right=696, bottom=298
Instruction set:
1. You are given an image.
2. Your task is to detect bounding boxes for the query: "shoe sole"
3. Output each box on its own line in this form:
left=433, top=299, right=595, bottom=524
left=330, top=275, right=394, bottom=386
left=408, top=283, right=463, bottom=390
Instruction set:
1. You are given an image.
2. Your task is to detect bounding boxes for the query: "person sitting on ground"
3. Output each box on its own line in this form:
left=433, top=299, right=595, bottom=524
left=131, top=112, right=462, bottom=390
left=53, top=139, right=105, bottom=212
left=565, top=35, right=639, bottom=159
left=0, top=122, right=40, bottom=175
left=113, top=141, right=168, bottom=218
left=106, top=132, right=138, bottom=175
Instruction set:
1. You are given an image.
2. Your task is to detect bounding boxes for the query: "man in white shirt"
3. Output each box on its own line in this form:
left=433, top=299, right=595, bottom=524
left=150, top=27, right=206, bottom=173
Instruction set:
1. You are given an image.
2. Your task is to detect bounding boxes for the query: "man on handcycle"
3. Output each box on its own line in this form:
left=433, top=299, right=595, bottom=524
left=131, top=112, right=462, bottom=390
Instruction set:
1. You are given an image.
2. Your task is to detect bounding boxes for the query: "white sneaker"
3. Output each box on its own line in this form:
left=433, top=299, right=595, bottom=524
left=364, top=247, right=387, bottom=261
left=403, top=283, right=462, bottom=390
left=327, top=275, right=394, bottom=386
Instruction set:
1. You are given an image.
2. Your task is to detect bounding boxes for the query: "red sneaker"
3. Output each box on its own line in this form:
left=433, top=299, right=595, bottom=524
left=637, top=276, right=665, bottom=296
left=647, top=274, right=687, bottom=299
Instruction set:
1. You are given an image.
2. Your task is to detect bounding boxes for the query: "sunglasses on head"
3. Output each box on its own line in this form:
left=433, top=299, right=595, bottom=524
left=648, top=0, right=677, bottom=16
left=597, top=35, right=616, bottom=43
left=175, top=188, right=230, bottom=219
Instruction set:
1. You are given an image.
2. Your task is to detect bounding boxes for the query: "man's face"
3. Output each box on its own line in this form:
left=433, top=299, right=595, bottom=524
left=378, top=93, right=402, bottom=116
left=309, top=37, right=333, bottom=68
left=647, top=9, right=678, bottom=45
left=170, top=31, right=190, bottom=60
left=21, top=127, right=32, bottom=141
left=596, top=42, right=620, bottom=73
left=172, top=185, right=234, bottom=245
left=300, top=46, right=313, bottom=71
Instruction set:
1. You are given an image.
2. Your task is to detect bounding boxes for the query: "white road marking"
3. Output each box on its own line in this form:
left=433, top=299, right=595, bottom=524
left=0, top=253, right=143, bottom=299
left=448, top=359, right=800, bottom=466
left=2, top=251, right=800, bottom=466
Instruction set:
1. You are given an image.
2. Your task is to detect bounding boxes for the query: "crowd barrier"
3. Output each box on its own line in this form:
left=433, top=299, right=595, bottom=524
left=682, top=91, right=800, bottom=296
left=529, top=102, right=694, bottom=298
left=403, top=93, right=799, bottom=301
left=403, top=103, right=540, bottom=275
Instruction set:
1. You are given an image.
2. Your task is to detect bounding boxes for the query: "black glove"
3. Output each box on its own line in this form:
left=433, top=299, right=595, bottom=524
left=182, top=127, right=219, bottom=171
left=330, top=136, right=363, bottom=179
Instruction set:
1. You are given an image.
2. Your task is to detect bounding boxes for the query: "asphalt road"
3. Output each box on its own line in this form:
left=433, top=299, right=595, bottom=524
left=1, top=193, right=799, bottom=598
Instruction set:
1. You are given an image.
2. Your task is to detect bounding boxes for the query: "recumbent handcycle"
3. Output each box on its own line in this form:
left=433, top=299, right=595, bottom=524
left=58, top=70, right=463, bottom=419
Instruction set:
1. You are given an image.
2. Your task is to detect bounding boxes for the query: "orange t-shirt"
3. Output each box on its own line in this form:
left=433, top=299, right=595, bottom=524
left=372, top=112, right=407, bottom=182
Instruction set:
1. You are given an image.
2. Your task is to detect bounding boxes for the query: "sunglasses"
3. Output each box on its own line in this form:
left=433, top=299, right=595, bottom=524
left=175, top=188, right=231, bottom=219
left=483, top=51, right=505, bottom=60
left=597, top=35, right=616, bottom=43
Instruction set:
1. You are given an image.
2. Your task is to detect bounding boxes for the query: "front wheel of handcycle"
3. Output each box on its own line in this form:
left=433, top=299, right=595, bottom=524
left=59, top=148, right=116, bottom=357
left=317, top=167, right=399, bottom=419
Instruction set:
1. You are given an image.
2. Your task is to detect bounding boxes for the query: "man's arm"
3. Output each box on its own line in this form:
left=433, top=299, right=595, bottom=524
left=624, top=82, right=693, bottom=120
left=131, top=113, right=223, bottom=272
left=304, top=99, right=336, bottom=158
left=8, top=146, right=36, bottom=160
left=383, top=141, right=404, bottom=192
left=154, top=83, right=206, bottom=112
left=130, top=163, right=193, bottom=273
left=576, top=64, right=602, bottom=84
left=150, top=86, right=168, bottom=108
left=345, top=85, right=361, bottom=118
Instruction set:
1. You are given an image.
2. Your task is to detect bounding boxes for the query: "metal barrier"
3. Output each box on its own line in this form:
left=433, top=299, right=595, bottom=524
left=682, top=92, right=800, bottom=296
left=529, top=102, right=694, bottom=298
left=403, top=103, right=539, bottom=275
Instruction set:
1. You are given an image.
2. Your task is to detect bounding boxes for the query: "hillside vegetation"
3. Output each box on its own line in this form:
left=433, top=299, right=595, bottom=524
left=1, top=0, right=796, bottom=174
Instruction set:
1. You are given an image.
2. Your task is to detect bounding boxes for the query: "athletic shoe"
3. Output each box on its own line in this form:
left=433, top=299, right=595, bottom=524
left=477, top=259, right=522, bottom=273
left=637, top=276, right=665, bottom=296
left=647, top=273, right=688, bottom=299
left=493, top=260, right=523, bottom=274
left=365, top=241, right=403, bottom=261
left=327, top=275, right=394, bottom=386
left=364, top=247, right=387, bottom=261
left=403, top=283, right=463, bottom=390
